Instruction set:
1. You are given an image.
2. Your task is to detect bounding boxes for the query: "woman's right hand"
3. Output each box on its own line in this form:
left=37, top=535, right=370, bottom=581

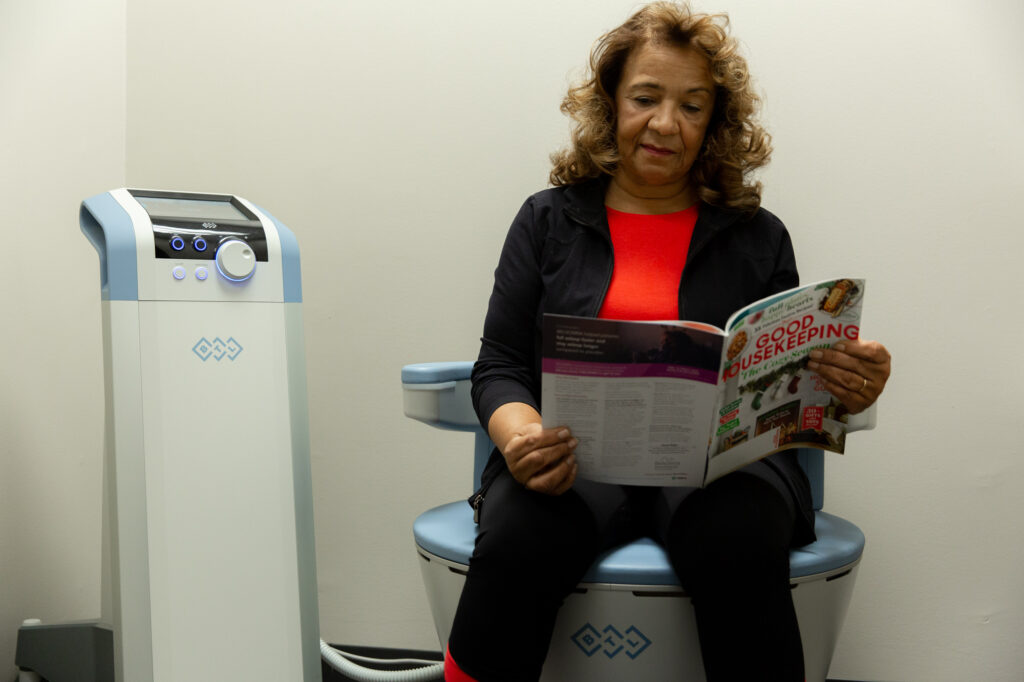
left=503, top=423, right=579, bottom=495
left=488, top=403, right=578, bottom=495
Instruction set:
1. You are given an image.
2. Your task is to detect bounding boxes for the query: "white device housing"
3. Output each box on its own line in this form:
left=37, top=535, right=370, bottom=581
left=79, top=189, right=321, bottom=681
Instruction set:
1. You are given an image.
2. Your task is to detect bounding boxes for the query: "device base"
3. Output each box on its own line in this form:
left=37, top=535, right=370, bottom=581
left=15, top=620, right=114, bottom=682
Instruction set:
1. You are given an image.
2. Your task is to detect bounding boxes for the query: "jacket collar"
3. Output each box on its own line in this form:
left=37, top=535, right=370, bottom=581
left=562, top=177, right=611, bottom=231
left=561, top=176, right=746, bottom=263
left=687, top=202, right=745, bottom=267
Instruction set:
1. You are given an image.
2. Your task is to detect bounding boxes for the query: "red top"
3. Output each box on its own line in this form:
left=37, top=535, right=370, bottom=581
left=597, top=205, right=699, bottom=320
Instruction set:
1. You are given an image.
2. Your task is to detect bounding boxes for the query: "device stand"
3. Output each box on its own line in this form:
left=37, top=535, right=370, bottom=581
left=15, top=620, right=113, bottom=682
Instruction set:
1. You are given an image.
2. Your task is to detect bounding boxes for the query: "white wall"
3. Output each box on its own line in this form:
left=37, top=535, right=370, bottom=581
left=0, top=0, right=126, bottom=676
left=3, top=0, right=1022, bottom=680
left=743, top=2, right=1024, bottom=677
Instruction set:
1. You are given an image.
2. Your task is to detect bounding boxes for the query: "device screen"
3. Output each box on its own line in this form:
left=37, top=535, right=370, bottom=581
left=136, top=196, right=248, bottom=222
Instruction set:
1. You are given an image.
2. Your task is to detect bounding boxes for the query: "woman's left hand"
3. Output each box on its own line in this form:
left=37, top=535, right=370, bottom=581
left=807, top=339, right=891, bottom=414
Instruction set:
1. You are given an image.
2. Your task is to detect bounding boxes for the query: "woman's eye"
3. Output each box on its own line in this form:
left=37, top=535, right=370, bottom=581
left=633, top=96, right=655, bottom=105
left=682, top=104, right=702, bottom=113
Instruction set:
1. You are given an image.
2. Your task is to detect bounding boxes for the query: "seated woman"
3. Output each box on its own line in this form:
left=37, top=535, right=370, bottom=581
left=445, top=3, right=891, bottom=680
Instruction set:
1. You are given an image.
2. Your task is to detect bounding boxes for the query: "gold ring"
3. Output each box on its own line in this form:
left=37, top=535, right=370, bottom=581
left=860, top=377, right=868, bottom=393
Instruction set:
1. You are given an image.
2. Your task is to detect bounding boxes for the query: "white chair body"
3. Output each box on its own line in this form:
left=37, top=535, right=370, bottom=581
left=404, top=361, right=866, bottom=681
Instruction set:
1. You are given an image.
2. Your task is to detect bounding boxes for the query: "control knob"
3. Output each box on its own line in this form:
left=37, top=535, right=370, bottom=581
left=215, top=239, right=256, bottom=282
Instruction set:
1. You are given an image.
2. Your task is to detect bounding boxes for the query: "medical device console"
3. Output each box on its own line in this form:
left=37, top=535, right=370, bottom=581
left=15, top=189, right=320, bottom=682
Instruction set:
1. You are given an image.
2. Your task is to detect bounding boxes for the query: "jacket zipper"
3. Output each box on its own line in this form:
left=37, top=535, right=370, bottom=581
left=564, top=210, right=615, bottom=318
left=676, top=211, right=725, bottom=321
left=471, top=492, right=485, bottom=524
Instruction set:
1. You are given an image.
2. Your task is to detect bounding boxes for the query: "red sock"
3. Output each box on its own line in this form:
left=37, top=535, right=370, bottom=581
left=444, top=644, right=478, bottom=682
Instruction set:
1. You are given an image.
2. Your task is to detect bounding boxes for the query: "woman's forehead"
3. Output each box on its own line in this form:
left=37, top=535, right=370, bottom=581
left=620, top=43, right=713, bottom=90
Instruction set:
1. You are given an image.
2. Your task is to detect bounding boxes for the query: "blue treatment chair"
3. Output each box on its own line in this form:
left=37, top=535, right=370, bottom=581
left=403, top=361, right=866, bottom=682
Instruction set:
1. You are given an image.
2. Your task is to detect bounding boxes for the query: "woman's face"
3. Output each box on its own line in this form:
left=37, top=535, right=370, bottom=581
left=613, top=43, right=715, bottom=199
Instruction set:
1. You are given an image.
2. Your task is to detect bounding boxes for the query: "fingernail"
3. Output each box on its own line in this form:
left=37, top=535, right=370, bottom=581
left=558, top=429, right=570, bottom=439
left=807, top=360, right=819, bottom=370
left=810, top=350, right=822, bottom=360
left=568, top=438, right=579, bottom=449
left=834, top=343, right=846, bottom=352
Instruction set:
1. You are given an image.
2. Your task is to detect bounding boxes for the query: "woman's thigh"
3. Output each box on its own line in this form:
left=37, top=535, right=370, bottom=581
left=472, top=469, right=634, bottom=577
left=651, top=460, right=795, bottom=540
left=650, top=461, right=798, bottom=589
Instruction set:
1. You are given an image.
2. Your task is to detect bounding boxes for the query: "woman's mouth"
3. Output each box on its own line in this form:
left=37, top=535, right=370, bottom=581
left=640, top=144, right=675, bottom=156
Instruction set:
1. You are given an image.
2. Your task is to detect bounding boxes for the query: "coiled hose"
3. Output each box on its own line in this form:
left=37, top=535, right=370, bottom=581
left=320, top=639, right=444, bottom=681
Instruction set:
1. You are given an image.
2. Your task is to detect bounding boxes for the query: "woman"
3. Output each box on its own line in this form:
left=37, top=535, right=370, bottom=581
left=445, top=3, right=891, bottom=681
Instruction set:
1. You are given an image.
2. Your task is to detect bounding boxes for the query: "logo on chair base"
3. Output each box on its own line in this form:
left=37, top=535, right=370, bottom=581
left=192, top=337, right=243, bottom=361
left=571, top=623, right=651, bottom=659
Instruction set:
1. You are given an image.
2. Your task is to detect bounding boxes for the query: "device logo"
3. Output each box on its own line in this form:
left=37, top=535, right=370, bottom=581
left=192, top=337, right=244, bottom=362
left=570, top=623, right=651, bottom=659
left=202, top=221, right=217, bottom=229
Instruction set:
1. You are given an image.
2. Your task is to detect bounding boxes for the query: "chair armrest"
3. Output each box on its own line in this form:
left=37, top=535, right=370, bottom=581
left=846, top=402, right=877, bottom=432
left=402, top=362, right=479, bottom=431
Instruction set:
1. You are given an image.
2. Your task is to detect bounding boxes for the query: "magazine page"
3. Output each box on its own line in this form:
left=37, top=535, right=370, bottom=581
left=540, top=314, right=723, bottom=486
left=706, top=278, right=866, bottom=483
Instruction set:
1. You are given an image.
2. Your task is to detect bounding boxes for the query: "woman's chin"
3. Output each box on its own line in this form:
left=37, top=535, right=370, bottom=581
left=634, top=176, right=689, bottom=195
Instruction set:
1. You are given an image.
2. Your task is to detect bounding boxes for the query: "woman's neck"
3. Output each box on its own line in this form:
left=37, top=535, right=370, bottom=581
left=604, top=175, right=699, bottom=214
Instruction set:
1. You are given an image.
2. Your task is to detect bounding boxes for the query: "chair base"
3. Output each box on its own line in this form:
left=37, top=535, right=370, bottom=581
left=415, top=547, right=859, bottom=682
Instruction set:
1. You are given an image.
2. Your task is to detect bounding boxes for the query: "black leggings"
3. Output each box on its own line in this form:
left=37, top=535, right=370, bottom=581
left=447, top=463, right=805, bottom=682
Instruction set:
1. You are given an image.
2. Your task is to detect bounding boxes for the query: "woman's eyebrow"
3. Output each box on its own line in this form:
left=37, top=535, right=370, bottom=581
left=627, top=81, right=712, bottom=95
left=627, top=81, right=665, bottom=91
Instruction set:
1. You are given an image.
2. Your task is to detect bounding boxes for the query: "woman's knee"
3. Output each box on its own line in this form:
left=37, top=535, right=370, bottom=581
left=471, top=478, right=601, bottom=579
left=665, top=473, right=794, bottom=588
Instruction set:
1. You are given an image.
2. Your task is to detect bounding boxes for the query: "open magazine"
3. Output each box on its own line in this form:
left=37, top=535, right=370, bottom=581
left=541, top=278, right=865, bottom=486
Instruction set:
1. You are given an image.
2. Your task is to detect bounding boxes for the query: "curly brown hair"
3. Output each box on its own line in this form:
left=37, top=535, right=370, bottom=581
left=550, top=2, right=772, bottom=212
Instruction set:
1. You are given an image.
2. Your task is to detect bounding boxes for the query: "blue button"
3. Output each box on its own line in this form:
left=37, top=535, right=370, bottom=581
left=172, top=266, right=186, bottom=280
left=170, top=236, right=185, bottom=251
left=195, top=266, right=209, bottom=281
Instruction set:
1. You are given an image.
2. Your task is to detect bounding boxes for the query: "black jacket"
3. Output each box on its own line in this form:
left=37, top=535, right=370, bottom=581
left=471, top=178, right=815, bottom=543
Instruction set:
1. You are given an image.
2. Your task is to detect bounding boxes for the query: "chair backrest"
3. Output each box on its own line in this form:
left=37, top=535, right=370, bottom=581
left=796, top=448, right=825, bottom=511
left=402, top=361, right=826, bottom=511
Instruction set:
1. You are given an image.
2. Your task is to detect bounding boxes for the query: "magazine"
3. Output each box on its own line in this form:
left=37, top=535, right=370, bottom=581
left=540, top=278, right=865, bottom=486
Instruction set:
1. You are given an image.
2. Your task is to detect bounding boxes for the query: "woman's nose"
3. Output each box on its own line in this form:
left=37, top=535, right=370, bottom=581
left=648, top=105, right=677, bottom=135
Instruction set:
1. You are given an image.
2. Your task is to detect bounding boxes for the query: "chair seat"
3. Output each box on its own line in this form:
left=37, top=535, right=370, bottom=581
left=414, top=501, right=865, bottom=585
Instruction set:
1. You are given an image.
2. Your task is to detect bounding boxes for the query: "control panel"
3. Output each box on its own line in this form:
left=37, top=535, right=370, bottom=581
left=113, top=189, right=287, bottom=302
left=131, top=190, right=268, bottom=281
